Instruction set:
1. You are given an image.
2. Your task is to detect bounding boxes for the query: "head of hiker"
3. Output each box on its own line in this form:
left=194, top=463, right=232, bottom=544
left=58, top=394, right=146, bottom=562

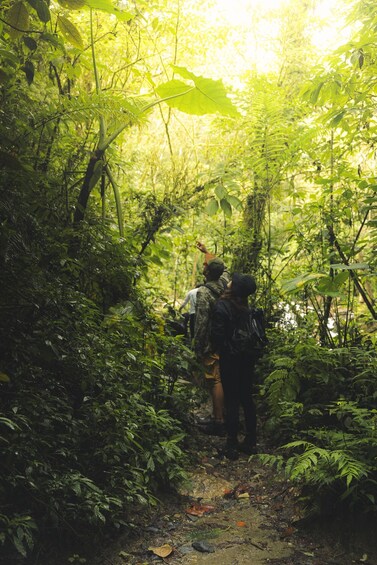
left=229, top=273, right=257, bottom=297
left=203, top=258, right=225, bottom=281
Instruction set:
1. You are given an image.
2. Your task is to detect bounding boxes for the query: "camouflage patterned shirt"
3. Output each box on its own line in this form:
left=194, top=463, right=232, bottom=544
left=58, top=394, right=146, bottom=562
left=194, top=270, right=230, bottom=359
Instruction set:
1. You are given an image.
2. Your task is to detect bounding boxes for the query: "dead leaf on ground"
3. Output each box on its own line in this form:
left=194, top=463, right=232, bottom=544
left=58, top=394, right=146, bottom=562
left=185, top=504, right=215, bottom=517
left=237, top=492, right=250, bottom=499
left=281, top=526, right=296, bottom=538
left=236, top=483, right=253, bottom=494
left=148, top=543, right=173, bottom=558
left=223, top=488, right=234, bottom=497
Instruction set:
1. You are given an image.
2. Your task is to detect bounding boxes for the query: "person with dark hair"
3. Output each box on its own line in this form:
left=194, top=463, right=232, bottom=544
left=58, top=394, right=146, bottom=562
left=194, top=242, right=230, bottom=436
left=211, top=272, right=260, bottom=459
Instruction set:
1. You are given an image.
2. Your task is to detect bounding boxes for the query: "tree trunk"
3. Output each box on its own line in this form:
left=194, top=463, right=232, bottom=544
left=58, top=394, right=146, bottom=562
left=73, top=148, right=105, bottom=224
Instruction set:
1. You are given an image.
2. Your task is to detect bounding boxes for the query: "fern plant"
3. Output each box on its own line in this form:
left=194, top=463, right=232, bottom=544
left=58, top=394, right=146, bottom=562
left=259, top=329, right=377, bottom=514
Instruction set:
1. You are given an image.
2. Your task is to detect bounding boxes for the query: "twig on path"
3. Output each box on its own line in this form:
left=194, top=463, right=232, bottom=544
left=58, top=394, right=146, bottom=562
left=247, top=539, right=266, bottom=550
left=217, top=538, right=266, bottom=551
left=272, top=485, right=291, bottom=499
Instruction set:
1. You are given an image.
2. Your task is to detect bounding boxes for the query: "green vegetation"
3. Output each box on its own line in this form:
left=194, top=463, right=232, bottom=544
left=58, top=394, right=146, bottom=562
left=1, top=0, right=377, bottom=560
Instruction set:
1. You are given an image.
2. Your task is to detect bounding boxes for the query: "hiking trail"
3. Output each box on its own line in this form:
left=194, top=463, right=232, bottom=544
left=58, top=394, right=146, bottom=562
left=94, top=405, right=377, bottom=565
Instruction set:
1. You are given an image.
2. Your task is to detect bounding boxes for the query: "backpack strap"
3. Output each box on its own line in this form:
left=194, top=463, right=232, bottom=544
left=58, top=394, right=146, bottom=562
left=204, top=283, right=223, bottom=299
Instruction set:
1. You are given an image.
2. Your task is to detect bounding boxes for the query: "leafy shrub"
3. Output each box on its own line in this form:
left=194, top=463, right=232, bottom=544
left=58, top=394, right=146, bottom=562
left=259, top=328, right=377, bottom=515
left=0, top=172, right=195, bottom=560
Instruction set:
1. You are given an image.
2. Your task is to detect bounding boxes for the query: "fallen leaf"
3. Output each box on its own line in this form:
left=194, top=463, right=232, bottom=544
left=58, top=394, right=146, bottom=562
left=235, top=483, right=253, bottom=496
left=185, top=504, right=215, bottom=517
left=237, top=492, right=250, bottom=499
left=281, top=526, right=296, bottom=538
left=148, top=543, right=173, bottom=558
left=223, top=488, right=234, bottom=497
left=236, top=521, right=247, bottom=527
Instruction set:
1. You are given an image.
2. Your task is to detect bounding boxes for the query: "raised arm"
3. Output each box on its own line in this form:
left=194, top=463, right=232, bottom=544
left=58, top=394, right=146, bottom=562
left=196, top=241, right=216, bottom=264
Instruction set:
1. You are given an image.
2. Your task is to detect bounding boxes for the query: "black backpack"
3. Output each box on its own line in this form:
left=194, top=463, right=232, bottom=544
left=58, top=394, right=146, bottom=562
left=228, top=307, right=267, bottom=356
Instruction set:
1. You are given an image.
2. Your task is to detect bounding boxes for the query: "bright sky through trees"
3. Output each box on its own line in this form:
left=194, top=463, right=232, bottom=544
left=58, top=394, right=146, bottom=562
left=196, top=0, right=351, bottom=82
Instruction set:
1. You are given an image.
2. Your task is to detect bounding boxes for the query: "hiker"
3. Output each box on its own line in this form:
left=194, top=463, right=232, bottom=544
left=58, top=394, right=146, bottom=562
left=194, top=241, right=230, bottom=435
left=179, top=286, right=200, bottom=341
left=211, top=272, right=262, bottom=460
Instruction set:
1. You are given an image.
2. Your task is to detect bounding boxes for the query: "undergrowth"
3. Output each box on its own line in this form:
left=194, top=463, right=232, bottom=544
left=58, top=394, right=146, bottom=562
left=0, top=172, right=197, bottom=562
left=259, top=327, right=377, bottom=516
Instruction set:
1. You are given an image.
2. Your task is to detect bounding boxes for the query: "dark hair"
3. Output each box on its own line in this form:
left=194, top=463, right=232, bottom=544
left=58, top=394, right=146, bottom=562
left=221, top=289, right=247, bottom=309
left=206, top=258, right=225, bottom=281
left=231, top=273, right=256, bottom=297
left=220, top=273, right=256, bottom=310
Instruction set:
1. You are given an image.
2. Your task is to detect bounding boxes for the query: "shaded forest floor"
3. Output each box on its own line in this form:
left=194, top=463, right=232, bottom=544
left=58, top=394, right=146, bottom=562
left=91, top=405, right=377, bottom=565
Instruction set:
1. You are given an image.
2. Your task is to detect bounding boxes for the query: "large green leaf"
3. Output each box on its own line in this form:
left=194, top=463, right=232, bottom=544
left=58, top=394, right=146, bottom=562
left=316, top=274, right=348, bottom=297
left=334, top=271, right=349, bottom=286
left=220, top=198, right=232, bottom=217
left=35, top=0, right=51, bottom=22
left=227, top=194, right=243, bottom=211
left=23, top=36, right=38, bottom=50
left=205, top=197, right=219, bottom=216
left=331, top=263, right=369, bottom=270
left=7, top=1, right=29, bottom=39
left=330, top=110, right=346, bottom=127
left=282, top=272, right=327, bottom=293
left=22, top=60, right=34, bottom=84
left=215, top=184, right=227, bottom=199
left=155, top=66, right=240, bottom=117
left=309, top=81, right=324, bottom=104
left=85, top=0, right=134, bottom=20
left=57, top=15, right=83, bottom=49
left=40, top=32, right=64, bottom=49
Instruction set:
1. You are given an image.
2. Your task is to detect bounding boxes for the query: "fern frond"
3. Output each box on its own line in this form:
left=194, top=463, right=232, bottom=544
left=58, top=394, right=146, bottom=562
left=263, top=368, right=300, bottom=416
left=282, top=442, right=370, bottom=488
left=33, top=92, right=150, bottom=133
left=257, top=453, right=285, bottom=472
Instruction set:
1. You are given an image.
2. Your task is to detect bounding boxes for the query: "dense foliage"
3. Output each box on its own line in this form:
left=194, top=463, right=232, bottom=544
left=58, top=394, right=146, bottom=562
left=259, top=327, right=377, bottom=515
left=0, top=166, right=199, bottom=560
left=1, top=0, right=377, bottom=560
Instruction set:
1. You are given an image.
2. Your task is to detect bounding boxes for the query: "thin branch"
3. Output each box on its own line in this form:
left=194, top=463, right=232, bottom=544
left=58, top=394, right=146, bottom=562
left=90, top=9, right=106, bottom=146
left=328, top=225, right=377, bottom=320
left=347, top=207, right=370, bottom=260
left=104, top=163, right=124, bottom=237
left=0, top=17, right=44, bottom=34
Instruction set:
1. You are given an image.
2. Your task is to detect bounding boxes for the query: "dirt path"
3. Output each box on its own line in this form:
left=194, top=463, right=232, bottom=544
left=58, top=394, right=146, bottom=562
left=95, top=418, right=377, bottom=565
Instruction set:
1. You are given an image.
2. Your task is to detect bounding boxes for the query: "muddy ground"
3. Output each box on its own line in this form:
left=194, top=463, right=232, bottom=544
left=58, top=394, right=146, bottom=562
left=93, top=413, right=377, bottom=565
